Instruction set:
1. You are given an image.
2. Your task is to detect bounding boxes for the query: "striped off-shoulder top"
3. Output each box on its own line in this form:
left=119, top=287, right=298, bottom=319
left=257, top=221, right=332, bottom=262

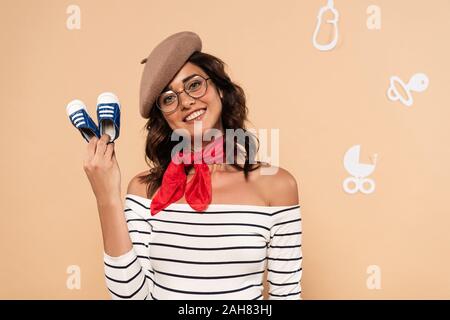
left=103, top=194, right=302, bottom=300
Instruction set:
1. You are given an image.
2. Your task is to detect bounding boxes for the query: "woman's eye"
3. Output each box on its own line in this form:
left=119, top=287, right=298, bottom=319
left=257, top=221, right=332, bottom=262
left=188, top=81, right=201, bottom=91
left=164, top=96, right=175, bottom=104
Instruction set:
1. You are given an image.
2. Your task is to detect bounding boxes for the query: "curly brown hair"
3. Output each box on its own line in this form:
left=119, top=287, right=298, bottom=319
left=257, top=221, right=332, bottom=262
left=138, top=51, right=262, bottom=198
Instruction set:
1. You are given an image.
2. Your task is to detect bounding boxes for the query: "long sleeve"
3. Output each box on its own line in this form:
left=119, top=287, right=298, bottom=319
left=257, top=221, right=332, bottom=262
left=103, top=205, right=153, bottom=300
left=266, top=205, right=302, bottom=300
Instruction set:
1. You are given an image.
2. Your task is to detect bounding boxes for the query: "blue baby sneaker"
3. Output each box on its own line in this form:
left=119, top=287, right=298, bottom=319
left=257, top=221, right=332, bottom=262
left=97, top=92, right=121, bottom=143
left=66, top=99, right=100, bottom=143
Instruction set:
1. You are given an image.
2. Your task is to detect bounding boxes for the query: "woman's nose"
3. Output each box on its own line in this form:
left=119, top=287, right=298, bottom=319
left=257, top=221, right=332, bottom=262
left=180, top=92, right=195, bottom=110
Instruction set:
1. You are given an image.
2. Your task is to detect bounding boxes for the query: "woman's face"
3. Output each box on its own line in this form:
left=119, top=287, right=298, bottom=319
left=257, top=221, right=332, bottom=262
left=160, top=62, right=223, bottom=138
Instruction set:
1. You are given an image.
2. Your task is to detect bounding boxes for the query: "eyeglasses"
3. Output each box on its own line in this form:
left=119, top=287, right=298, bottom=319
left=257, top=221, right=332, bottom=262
left=156, top=75, right=211, bottom=113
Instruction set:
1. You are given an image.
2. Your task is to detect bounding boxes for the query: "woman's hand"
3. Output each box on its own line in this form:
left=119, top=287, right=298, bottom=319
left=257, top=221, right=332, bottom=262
left=83, top=134, right=121, bottom=206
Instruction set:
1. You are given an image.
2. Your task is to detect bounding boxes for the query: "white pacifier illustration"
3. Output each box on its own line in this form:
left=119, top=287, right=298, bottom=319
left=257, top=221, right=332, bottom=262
left=387, top=73, right=429, bottom=107
left=343, top=145, right=377, bottom=194
left=312, top=0, right=340, bottom=51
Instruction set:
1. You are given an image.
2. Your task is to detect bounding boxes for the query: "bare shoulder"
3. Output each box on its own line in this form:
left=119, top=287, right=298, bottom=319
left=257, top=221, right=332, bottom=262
left=126, top=170, right=149, bottom=198
left=252, top=163, right=299, bottom=206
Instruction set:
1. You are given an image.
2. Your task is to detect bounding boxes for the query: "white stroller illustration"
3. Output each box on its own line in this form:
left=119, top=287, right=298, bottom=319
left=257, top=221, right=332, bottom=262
left=343, top=145, right=377, bottom=194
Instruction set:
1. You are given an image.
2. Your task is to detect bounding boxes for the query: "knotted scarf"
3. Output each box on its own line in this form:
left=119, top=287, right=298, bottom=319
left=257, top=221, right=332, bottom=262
left=150, top=135, right=224, bottom=215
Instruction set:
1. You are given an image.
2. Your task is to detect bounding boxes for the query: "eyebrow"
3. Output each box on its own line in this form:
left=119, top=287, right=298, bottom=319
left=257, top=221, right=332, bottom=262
left=163, top=73, right=201, bottom=92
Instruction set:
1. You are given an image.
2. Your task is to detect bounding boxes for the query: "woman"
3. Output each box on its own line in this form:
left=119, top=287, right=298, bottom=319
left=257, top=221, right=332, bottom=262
left=83, top=31, right=302, bottom=300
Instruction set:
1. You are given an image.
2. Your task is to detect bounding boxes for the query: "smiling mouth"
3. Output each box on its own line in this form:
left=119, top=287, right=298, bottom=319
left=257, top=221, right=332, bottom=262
left=183, top=108, right=207, bottom=122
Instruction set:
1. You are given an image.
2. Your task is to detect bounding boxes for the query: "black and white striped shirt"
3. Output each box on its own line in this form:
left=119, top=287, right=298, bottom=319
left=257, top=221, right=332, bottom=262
left=103, top=194, right=302, bottom=300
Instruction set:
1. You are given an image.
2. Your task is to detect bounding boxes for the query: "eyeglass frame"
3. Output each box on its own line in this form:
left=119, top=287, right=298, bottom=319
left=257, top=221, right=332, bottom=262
left=156, top=74, right=212, bottom=113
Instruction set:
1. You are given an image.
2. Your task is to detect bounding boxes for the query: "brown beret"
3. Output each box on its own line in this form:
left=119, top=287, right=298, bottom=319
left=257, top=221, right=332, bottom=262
left=139, top=31, right=202, bottom=119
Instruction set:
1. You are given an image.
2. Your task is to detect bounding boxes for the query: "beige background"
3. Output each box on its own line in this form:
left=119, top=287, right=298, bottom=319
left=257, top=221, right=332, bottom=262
left=0, top=0, right=449, bottom=299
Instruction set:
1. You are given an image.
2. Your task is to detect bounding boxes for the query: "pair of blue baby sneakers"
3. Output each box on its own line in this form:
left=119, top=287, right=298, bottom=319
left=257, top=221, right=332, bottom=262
left=66, top=92, right=121, bottom=143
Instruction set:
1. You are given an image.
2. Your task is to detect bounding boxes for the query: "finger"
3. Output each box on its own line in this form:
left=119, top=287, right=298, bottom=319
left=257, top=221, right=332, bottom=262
left=85, top=136, right=99, bottom=161
left=111, top=148, right=118, bottom=165
left=104, top=141, right=114, bottom=159
left=94, top=134, right=110, bottom=160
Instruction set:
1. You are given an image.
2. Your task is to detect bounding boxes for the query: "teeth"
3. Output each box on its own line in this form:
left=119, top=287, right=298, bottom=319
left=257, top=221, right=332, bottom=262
left=185, top=109, right=205, bottom=121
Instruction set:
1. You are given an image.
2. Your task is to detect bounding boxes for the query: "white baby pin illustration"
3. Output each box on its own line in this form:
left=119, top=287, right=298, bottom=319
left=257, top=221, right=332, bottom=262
left=387, top=73, right=429, bottom=107
left=343, top=145, right=377, bottom=194
left=312, top=0, right=340, bottom=51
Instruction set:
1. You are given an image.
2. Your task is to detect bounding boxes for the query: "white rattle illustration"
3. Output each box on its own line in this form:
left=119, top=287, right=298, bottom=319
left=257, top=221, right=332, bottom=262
left=312, top=0, right=340, bottom=51
left=343, top=145, right=377, bottom=194
left=387, top=73, right=429, bottom=107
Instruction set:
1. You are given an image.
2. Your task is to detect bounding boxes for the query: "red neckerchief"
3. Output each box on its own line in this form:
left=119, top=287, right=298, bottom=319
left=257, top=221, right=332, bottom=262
left=150, top=135, right=224, bottom=215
